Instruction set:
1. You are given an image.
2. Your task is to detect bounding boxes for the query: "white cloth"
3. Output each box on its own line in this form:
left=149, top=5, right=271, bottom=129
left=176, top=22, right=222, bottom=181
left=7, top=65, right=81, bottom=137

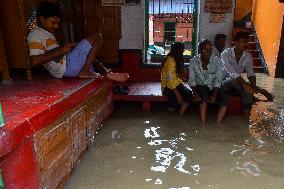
left=221, top=47, right=255, bottom=79
left=202, top=69, right=209, bottom=80
left=212, top=46, right=221, bottom=58
left=27, top=26, right=66, bottom=78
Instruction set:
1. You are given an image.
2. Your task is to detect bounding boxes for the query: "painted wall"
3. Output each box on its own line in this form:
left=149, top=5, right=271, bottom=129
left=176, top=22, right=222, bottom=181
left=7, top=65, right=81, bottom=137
left=198, top=0, right=234, bottom=47
left=153, top=16, right=193, bottom=43
left=119, top=0, right=235, bottom=50
left=252, top=0, right=284, bottom=76
left=119, top=1, right=145, bottom=49
left=234, top=0, right=253, bottom=21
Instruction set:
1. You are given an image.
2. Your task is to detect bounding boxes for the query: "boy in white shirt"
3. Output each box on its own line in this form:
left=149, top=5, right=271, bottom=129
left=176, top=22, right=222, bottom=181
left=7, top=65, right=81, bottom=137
left=27, top=1, right=128, bottom=81
left=221, top=31, right=273, bottom=115
left=212, top=34, right=226, bottom=58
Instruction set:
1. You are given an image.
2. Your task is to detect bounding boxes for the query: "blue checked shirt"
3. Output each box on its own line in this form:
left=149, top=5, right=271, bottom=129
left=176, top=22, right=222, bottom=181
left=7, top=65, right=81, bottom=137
left=188, top=55, right=223, bottom=90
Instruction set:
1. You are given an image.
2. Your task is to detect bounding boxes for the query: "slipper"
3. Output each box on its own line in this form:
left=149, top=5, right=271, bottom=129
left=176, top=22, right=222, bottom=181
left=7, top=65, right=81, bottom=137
left=122, top=86, right=129, bottom=92
left=113, top=86, right=122, bottom=95
left=167, top=107, right=176, bottom=111
left=120, top=86, right=129, bottom=95
left=119, top=87, right=129, bottom=95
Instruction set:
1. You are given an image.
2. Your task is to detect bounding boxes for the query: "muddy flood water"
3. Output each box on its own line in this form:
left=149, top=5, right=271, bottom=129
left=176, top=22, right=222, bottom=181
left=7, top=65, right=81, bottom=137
left=64, top=73, right=284, bottom=189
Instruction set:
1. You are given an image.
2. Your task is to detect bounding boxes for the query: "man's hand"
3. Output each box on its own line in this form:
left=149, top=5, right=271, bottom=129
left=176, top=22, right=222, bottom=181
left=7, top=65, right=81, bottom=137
left=60, top=43, right=76, bottom=54
left=193, top=93, right=201, bottom=103
left=258, top=88, right=274, bottom=102
left=208, top=95, right=217, bottom=104
left=243, top=82, right=257, bottom=95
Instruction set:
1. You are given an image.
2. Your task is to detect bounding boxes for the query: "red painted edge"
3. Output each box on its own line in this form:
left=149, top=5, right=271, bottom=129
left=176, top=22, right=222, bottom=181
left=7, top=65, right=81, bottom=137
left=0, top=79, right=109, bottom=157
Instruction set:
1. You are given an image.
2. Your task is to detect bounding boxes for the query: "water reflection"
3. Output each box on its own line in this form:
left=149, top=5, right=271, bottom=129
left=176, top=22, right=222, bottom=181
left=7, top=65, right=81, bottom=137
left=144, top=126, right=199, bottom=186
left=232, top=161, right=261, bottom=176
left=250, top=102, right=284, bottom=142
left=231, top=74, right=284, bottom=177
left=249, top=73, right=284, bottom=142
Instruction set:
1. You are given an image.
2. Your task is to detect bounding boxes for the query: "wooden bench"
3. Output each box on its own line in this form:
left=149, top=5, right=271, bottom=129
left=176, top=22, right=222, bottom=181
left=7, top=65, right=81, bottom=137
left=113, top=82, right=243, bottom=114
left=113, top=82, right=167, bottom=112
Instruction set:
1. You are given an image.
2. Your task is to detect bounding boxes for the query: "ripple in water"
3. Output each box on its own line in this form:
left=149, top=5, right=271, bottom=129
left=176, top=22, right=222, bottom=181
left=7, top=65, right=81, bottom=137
left=250, top=101, right=284, bottom=142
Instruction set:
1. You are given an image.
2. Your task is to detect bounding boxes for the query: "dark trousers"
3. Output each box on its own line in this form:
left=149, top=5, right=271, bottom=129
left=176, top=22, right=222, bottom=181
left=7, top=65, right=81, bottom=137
left=196, top=85, right=228, bottom=106
left=162, top=84, right=193, bottom=109
left=222, top=78, right=253, bottom=110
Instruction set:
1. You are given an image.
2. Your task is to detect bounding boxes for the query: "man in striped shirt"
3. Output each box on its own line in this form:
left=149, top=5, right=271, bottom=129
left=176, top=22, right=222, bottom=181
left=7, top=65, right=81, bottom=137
left=27, top=1, right=128, bottom=81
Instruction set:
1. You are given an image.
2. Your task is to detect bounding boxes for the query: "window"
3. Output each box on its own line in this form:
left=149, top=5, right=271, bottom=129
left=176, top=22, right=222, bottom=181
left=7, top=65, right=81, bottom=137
left=145, top=0, right=198, bottom=64
left=164, top=22, right=176, bottom=42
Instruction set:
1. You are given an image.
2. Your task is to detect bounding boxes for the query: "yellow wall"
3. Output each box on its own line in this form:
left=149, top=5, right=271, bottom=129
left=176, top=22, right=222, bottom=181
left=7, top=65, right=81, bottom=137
left=234, top=0, right=253, bottom=21
left=252, top=0, right=284, bottom=76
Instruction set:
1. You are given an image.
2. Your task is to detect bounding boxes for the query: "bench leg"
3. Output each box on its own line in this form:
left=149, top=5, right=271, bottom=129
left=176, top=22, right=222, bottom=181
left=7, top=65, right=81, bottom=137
left=142, top=101, right=151, bottom=112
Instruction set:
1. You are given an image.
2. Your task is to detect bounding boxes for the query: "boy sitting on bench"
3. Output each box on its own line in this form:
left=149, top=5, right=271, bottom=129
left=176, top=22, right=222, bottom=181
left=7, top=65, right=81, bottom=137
left=27, top=1, right=128, bottom=81
left=221, top=31, right=273, bottom=116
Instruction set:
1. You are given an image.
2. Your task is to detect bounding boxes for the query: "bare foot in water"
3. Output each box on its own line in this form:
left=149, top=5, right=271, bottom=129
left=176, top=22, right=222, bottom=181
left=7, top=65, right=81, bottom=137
left=179, top=102, right=189, bottom=115
left=79, top=71, right=104, bottom=79
left=106, top=72, right=129, bottom=82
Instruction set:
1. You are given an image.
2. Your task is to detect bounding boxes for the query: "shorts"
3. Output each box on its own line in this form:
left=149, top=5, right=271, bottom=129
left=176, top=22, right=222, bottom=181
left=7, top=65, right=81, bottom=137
left=63, top=39, right=94, bottom=77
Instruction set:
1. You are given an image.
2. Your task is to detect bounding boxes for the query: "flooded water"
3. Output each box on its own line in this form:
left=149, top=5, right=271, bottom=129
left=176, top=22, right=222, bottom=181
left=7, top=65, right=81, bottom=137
left=64, top=73, right=284, bottom=189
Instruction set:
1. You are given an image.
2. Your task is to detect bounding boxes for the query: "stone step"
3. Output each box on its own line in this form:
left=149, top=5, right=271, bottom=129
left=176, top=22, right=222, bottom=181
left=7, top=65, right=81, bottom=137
left=232, top=27, right=252, bottom=38
left=249, top=35, right=254, bottom=42
left=253, top=58, right=262, bottom=66
left=253, top=66, right=266, bottom=73
left=247, top=42, right=257, bottom=50
left=247, top=50, right=259, bottom=58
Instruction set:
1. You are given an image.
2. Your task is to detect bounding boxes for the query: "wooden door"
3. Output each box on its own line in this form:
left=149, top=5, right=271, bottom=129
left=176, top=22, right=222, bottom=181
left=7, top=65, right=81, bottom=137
left=52, top=0, right=85, bottom=45
left=0, top=0, right=41, bottom=79
left=0, top=27, right=10, bottom=81
left=0, top=0, right=38, bottom=69
left=275, top=15, right=284, bottom=78
left=84, top=0, right=121, bottom=64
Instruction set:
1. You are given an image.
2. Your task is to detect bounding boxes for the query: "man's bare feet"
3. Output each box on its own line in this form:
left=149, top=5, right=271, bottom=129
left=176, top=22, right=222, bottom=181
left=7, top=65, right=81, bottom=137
left=179, top=102, right=189, bottom=115
left=79, top=71, right=103, bottom=79
left=106, top=72, right=129, bottom=82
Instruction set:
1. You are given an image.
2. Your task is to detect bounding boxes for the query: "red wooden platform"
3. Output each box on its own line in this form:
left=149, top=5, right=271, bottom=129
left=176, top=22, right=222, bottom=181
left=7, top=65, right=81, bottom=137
left=113, top=82, right=167, bottom=112
left=0, top=77, right=112, bottom=189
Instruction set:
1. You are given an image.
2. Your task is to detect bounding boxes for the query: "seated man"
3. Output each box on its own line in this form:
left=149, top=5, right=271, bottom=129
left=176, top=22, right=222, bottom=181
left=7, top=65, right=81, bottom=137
left=189, top=39, right=227, bottom=123
left=27, top=1, right=128, bottom=81
left=212, top=34, right=227, bottom=58
left=221, top=31, right=273, bottom=116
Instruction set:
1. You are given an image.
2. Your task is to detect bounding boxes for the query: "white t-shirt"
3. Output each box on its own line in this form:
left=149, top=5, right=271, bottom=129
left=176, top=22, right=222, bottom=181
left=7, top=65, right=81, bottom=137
left=212, top=46, right=221, bottom=58
left=221, top=47, right=255, bottom=80
left=27, top=26, right=66, bottom=78
left=202, top=69, right=209, bottom=80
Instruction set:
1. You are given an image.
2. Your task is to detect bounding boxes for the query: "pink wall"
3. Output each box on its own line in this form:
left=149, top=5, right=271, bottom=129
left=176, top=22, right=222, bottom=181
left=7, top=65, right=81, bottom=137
left=152, top=14, right=193, bottom=43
